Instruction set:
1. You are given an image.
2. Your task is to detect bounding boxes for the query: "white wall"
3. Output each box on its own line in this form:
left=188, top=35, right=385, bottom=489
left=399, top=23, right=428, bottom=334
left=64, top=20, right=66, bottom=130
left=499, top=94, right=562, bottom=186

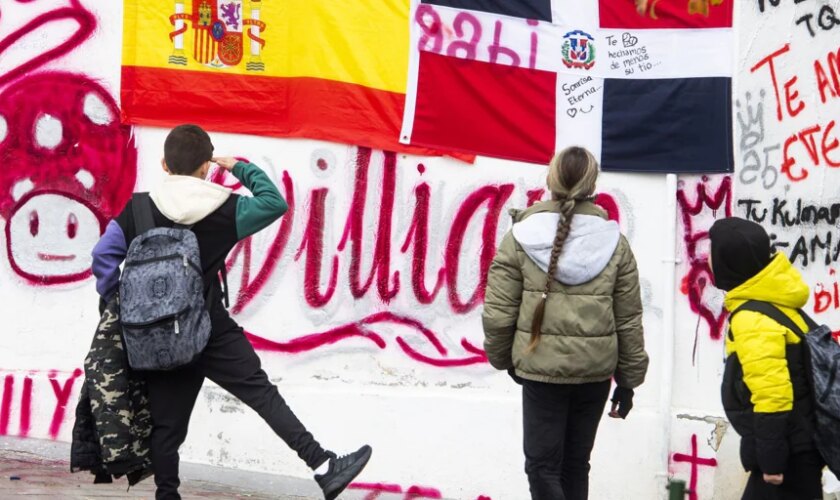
left=0, top=1, right=837, bottom=499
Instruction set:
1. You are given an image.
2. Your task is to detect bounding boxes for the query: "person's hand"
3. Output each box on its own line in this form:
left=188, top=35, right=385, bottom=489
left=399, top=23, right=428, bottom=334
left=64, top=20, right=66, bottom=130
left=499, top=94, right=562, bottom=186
left=763, top=473, right=783, bottom=485
left=211, top=157, right=238, bottom=171
left=609, top=386, right=634, bottom=419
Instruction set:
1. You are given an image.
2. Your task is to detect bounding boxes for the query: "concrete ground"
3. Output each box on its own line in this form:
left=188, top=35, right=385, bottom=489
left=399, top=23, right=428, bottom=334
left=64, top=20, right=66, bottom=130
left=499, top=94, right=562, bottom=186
left=4, top=436, right=840, bottom=499
left=0, top=437, right=398, bottom=499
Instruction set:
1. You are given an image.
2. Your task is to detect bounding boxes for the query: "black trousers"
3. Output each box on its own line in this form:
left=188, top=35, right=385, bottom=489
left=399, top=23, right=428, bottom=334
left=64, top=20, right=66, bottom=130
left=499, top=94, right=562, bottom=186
left=144, top=307, right=328, bottom=500
left=522, top=379, right=611, bottom=500
left=742, top=451, right=824, bottom=500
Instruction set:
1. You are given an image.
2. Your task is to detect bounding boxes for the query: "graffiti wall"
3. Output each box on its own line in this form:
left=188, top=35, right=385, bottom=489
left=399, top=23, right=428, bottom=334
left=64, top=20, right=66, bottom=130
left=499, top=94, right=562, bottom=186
left=735, top=0, right=840, bottom=322
left=668, top=0, right=840, bottom=498
left=0, top=1, right=836, bottom=499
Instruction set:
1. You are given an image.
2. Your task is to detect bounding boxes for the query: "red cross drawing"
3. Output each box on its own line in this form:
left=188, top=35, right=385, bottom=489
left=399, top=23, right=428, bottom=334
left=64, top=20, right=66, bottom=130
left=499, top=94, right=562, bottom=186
left=672, top=434, right=718, bottom=500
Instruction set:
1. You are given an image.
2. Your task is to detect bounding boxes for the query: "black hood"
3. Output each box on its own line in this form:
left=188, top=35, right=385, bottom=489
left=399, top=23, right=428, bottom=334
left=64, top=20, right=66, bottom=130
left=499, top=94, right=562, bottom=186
left=709, top=217, right=772, bottom=292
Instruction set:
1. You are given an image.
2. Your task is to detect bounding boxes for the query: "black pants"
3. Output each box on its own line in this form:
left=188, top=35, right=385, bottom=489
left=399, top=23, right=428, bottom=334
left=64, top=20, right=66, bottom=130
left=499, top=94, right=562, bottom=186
left=144, top=308, right=328, bottom=500
left=742, top=451, right=824, bottom=500
left=522, top=379, right=611, bottom=500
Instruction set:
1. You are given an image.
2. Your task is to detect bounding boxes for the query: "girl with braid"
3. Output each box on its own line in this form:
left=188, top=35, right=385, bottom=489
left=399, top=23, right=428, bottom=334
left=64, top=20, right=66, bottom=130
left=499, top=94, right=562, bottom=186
left=482, top=146, right=649, bottom=500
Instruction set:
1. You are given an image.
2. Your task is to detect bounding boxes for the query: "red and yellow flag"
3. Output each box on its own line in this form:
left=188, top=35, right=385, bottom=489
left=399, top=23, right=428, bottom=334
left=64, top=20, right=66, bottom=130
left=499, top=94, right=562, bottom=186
left=122, top=0, right=444, bottom=155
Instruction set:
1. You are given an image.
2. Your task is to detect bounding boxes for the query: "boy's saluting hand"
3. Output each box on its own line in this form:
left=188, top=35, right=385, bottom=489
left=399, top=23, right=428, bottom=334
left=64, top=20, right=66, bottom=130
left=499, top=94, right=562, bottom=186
left=211, top=157, right=238, bottom=170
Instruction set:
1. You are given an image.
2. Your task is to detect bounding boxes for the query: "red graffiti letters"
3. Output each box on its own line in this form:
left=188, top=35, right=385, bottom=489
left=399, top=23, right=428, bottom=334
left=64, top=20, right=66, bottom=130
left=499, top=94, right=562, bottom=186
left=0, top=370, right=82, bottom=440
left=47, top=369, right=82, bottom=439
left=814, top=268, right=840, bottom=314
left=677, top=176, right=732, bottom=341
left=750, top=44, right=840, bottom=182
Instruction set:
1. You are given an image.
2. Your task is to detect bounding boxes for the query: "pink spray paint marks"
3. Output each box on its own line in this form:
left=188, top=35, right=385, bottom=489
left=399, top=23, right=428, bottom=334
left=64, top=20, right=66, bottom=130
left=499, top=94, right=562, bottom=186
left=47, top=368, right=82, bottom=439
left=0, top=0, right=96, bottom=87
left=0, top=375, right=12, bottom=436
left=350, top=482, right=490, bottom=500
left=18, top=376, right=33, bottom=438
left=337, top=149, right=400, bottom=302
left=445, top=184, right=515, bottom=314
left=0, top=370, right=83, bottom=439
left=672, top=434, right=718, bottom=500
left=677, top=176, right=732, bottom=340
left=217, top=151, right=627, bottom=366
left=295, top=187, right=340, bottom=307
left=223, top=171, right=295, bottom=314
left=0, top=73, right=137, bottom=286
left=401, top=180, right=445, bottom=304
left=245, top=312, right=487, bottom=367
left=595, top=193, right=621, bottom=224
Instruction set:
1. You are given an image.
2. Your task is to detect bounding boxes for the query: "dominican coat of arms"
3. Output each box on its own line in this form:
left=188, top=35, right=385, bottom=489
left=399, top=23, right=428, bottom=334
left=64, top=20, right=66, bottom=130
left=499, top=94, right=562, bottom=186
left=562, top=30, right=596, bottom=70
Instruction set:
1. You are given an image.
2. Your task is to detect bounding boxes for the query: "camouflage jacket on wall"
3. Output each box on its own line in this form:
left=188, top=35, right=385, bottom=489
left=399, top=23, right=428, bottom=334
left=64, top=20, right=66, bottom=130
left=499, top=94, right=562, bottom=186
left=70, top=296, right=153, bottom=485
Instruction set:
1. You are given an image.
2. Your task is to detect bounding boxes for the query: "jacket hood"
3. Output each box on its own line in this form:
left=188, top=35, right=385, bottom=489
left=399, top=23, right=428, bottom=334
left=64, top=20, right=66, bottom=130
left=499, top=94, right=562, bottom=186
left=710, top=217, right=772, bottom=291
left=724, top=253, right=809, bottom=311
left=149, top=175, right=232, bottom=225
left=512, top=212, right=620, bottom=286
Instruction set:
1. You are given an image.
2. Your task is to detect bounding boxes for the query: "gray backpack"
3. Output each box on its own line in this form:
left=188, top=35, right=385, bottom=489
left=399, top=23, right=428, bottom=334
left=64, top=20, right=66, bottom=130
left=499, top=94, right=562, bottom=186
left=735, top=301, right=840, bottom=477
left=119, top=193, right=211, bottom=370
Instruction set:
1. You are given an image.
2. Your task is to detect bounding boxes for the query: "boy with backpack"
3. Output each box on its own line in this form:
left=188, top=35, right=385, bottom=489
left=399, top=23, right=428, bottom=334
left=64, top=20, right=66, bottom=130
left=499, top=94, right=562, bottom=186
left=91, top=124, right=371, bottom=500
left=711, top=217, right=839, bottom=499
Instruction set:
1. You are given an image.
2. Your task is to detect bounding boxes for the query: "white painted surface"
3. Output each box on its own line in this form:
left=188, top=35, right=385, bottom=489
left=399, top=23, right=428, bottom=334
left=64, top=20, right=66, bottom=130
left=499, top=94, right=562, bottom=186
left=0, top=1, right=837, bottom=499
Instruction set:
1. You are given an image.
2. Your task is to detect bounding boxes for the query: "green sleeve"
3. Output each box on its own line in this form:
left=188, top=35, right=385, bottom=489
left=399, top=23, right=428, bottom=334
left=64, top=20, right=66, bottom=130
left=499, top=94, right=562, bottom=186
left=232, top=161, right=287, bottom=240
left=612, top=237, right=649, bottom=389
left=482, top=232, right=523, bottom=370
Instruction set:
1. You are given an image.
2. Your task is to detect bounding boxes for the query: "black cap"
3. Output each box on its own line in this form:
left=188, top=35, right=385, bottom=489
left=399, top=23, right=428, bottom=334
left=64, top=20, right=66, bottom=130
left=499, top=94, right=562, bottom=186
left=709, top=217, right=772, bottom=291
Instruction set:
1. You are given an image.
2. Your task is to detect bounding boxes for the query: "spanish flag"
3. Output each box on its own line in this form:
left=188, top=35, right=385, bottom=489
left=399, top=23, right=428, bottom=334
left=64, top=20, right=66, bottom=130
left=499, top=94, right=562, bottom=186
left=121, top=0, right=445, bottom=156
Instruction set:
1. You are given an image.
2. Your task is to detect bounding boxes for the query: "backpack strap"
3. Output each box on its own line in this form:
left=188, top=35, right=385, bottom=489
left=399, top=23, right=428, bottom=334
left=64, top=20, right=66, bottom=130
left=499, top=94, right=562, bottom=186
left=131, top=193, right=156, bottom=235
left=203, top=265, right=230, bottom=310
left=797, top=308, right=820, bottom=331
left=732, top=300, right=807, bottom=339
left=220, top=266, right=230, bottom=309
left=130, top=194, right=228, bottom=309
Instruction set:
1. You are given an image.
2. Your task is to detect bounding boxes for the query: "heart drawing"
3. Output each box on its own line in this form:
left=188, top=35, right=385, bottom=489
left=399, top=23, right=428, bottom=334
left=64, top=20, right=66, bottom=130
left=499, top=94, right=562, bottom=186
left=622, top=32, right=639, bottom=48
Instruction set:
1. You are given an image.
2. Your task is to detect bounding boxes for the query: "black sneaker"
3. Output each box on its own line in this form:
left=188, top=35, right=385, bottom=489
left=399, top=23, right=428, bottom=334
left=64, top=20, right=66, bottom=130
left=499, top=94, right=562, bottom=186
left=315, top=445, right=373, bottom=500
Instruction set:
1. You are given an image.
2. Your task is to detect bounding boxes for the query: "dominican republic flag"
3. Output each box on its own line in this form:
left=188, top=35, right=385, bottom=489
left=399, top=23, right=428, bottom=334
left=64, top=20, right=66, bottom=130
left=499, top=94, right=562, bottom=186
left=400, top=0, right=734, bottom=173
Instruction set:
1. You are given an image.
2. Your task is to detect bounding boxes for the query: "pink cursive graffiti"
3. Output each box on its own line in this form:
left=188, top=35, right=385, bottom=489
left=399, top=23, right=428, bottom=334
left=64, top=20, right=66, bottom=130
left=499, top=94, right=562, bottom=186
left=245, top=312, right=487, bottom=367
left=209, top=152, right=626, bottom=365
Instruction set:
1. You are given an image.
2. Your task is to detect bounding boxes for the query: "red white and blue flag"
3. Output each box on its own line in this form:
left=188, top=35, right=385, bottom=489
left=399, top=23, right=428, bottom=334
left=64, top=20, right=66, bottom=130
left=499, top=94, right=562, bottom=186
left=400, top=0, right=734, bottom=172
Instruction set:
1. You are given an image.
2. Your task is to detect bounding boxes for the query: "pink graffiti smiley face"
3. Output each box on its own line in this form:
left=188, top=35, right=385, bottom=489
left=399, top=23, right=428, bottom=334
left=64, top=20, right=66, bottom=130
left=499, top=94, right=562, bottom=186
left=6, top=190, right=103, bottom=283
left=0, top=72, right=137, bottom=285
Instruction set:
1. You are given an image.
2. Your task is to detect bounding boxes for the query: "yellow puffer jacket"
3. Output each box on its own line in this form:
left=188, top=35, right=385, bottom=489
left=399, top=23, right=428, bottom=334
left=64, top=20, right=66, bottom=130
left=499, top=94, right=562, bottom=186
left=725, top=253, right=809, bottom=412
left=722, top=252, right=816, bottom=475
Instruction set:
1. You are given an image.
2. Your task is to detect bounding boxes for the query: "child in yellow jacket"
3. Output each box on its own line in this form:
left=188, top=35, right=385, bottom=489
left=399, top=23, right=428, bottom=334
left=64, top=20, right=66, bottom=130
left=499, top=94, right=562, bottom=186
left=711, top=217, right=823, bottom=499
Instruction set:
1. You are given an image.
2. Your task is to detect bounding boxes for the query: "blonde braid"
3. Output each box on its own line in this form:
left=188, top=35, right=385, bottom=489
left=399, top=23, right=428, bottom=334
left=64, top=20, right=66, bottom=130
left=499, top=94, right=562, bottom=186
left=527, top=146, right=599, bottom=353
left=527, top=200, right=575, bottom=352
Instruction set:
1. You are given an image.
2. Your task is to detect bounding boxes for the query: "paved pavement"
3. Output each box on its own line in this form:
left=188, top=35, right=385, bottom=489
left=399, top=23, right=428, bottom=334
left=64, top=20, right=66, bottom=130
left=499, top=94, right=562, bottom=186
left=0, top=437, right=384, bottom=499
left=6, top=436, right=840, bottom=500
